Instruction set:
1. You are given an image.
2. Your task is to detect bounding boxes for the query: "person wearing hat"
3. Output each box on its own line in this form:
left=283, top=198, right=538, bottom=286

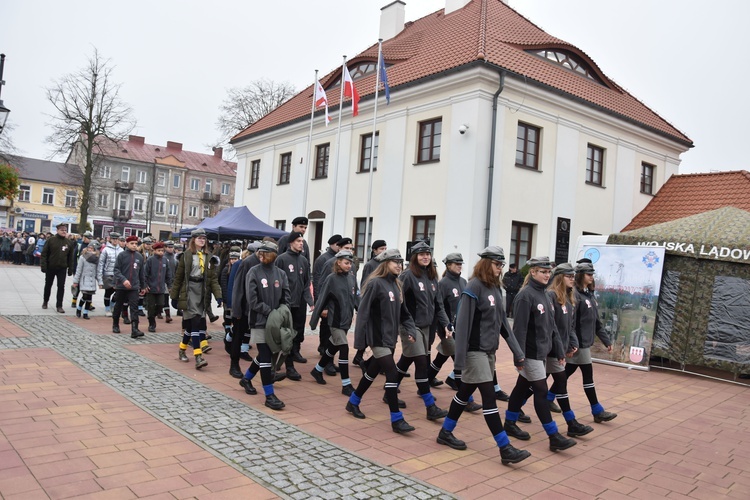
left=41, top=223, right=77, bottom=313
left=72, top=240, right=101, bottom=319
left=33, top=232, right=46, bottom=266
left=238, top=241, right=291, bottom=410
left=359, top=239, right=387, bottom=287
left=309, top=249, right=360, bottom=393
left=170, top=228, right=222, bottom=369
left=112, top=236, right=147, bottom=337
left=275, top=231, right=314, bottom=379
left=502, top=262, right=523, bottom=319
left=98, top=232, right=125, bottom=318
left=162, top=240, right=177, bottom=323
left=504, top=256, right=577, bottom=453
left=393, top=240, right=450, bottom=421
left=277, top=217, right=311, bottom=263
left=312, top=234, right=343, bottom=359
left=219, top=248, right=241, bottom=349
left=71, top=230, right=94, bottom=308
left=435, top=245, right=531, bottom=465
left=144, top=242, right=173, bottom=332
left=545, top=263, right=594, bottom=438
left=346, top=248, right=420, bottom=434
left=567, top=262, right=617, bottom=424
left=136, top=237, right=154, bottom=317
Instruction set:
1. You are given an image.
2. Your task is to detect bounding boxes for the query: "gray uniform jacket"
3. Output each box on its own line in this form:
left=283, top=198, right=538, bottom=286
left=312, top=247, right=336, bottom=298
left=354, top=273, right=417, bottom=350
left=97, top=242, right=122, bottom=285
left=454, top=278, right=524, bottom=371
left=399, top=267, right=450, bottom=329
left=113, top=249, right=145, bottom=291
left=547, top=290, right=579, bottom=354
left=245, top=262, right=290, bottom=329
left=230, top=254, right=260, bottom=318
left=275, top=250, right=313, bottom=309
left=512, top=278, right=564, bottom=360
left=439, top=270, right=466, bottom=325
left=277, top=233, right=311, bottom=264
left=144, top=254, right=173, bottom=294
left=360, top=257, right=379, bottom=287
left=574, top=288, right=612, bottom=349
left=309, top=271, right=360, bottom=331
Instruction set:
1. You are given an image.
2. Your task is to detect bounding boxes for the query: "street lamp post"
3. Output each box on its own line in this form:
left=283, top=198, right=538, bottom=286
left=0, top=54, right=10, bottom=134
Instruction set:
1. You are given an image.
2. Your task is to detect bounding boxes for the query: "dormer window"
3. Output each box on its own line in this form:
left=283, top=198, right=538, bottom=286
left=326, top=61, right=391, bottom=88
left=528, top=49, right=603, bottom=84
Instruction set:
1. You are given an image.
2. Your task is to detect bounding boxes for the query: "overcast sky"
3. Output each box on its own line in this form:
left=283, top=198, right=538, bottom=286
left=2, top=0, right=748, bottom=174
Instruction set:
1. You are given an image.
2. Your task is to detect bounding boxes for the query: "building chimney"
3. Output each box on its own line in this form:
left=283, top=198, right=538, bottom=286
left=166, top=141, right=182, bottom=151
left=128, top=135, right=145, bottom=145
left=380, top=1, right=406, bottom=41
left=212, top=146, right=223, bottom=159
left=445, top=0, right=472, bottom=15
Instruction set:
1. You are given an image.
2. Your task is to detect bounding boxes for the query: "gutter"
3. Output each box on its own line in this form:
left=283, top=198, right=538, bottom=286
left=485, top=69, right=505, bottom=248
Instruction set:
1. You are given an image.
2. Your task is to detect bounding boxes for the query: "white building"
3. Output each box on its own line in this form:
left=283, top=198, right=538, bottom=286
left=232, top=0, right=692, bottom=268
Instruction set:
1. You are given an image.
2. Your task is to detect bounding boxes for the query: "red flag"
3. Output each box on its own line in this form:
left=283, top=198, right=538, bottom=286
left=343, top=66, right=360, bottom=117
left=314, top=78, right=331, bottom=125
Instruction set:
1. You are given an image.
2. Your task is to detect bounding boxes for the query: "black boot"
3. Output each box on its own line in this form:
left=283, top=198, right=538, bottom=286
left=229, top=362, right=243, bottom=379
left=346, top=401, right=366, bottom=419
left=593, top=410, right=618, bottom=423
left=445, top=377, right=459, bottom=390
left=436, top=429, right=466, bottom=450
left=310, top=367, right=326, bottom=385
left=122, top=313, right=131, bottom=325
left=549, top=432, right=577, bottom=451
left=239, top=377, right=257, bottom=394
left=324, top=362, right=337, bottom=376
left=131, top=321, right=144, bottom=338
left=383, top=395, right=406, bottom=408
left=518, top=410, right=532, bottom=423
left=503, top=420, right=531, bottom=441
left=495, top=390, right=510, bottom=401
left=147, top=317, right=156, bottom=333
left=112, top=322, right=120, bottom=334
left=549, top=400, right=561, bottom=413
left=291, top=343, right=307, bottom=363
left=286, top=365, right=302, bottom=381
left=265, top=394, right=285, bottom=410
left=500, top=444, right=531, bottom=465
left=391, top=419, right=416, bottom=434
left=426, top=404, right=448, bottom=421
left=567, top=419, right=594, bottom=437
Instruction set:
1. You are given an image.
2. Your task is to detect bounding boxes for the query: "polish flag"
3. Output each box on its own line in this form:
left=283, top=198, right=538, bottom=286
left=314, top=78, right=331, bottom=125
left=343, top=66, right=360, bottom=117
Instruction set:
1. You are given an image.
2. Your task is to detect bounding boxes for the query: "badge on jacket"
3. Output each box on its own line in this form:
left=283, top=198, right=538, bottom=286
left=488, top=295, right=495, bottom=306
left=261, top=278, right=268, bottom=288
left=537, top=303, right=545, bottom=314
left=418, top=282, right=425, bottom=291
left=388, top=291, right=395, bottom=302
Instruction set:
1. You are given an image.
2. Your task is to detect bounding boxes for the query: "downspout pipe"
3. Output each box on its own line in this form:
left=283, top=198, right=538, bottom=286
left=484, top=69, right=505, bottom=248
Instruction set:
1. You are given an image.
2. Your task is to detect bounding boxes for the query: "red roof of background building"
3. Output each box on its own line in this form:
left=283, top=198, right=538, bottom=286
left=622, top=170, right=750, bottom=231
left=232, top=0, right=692, bottom=146
left=96, top=136, right=236, bottom=177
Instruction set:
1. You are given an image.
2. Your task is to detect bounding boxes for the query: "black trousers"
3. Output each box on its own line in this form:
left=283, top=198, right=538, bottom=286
left=113, top=289, right=140, bottom=323
left=43, top=268, right=68, bottom=307
left=290, top=306, right=306, bottom=345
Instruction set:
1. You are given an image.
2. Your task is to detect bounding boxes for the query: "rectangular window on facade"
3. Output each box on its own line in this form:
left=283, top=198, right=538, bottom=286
left=202, top=205, right=210, bottom=218
left=221, top=183, right=230, bottom=195
left=136, top=170, right=147, bottom=184
left=417, top=119, right=441, bottom=163
left=190, top=178, right=199, bottom=191
left=586, top=144, right=604, bottom=186
left=204, top=179, right=212, bottom=193
left=314, top=143, right=330, bottom=179
left=154, top=200, right=165, bottom=214
left=157, top=172, right=166, bottom=186
left=18, top=184, right=30, bottom=202
left=65, top=190, right=77, bottom=208
left=188, top=205, right=198, bottom=217
left=97, top=193, right=109, bottom=208
left=118, top=197, right=128, bottom=210
left=169, top=203, right=178, bottom=216
left=641, top=162, right=655, bottom=195
left=275, top=220, right=286, bottom=231
left=354, top=217, right=373, bottom=262
left=412, top=215, right=436, bottom=243
left=121, top=166, right=130, bottom=182
left=100, top=164, right=111, bottom=178
left=173, top=174, right=181, bottom=188
left=133, top=198, right=145, bottom=212
left=516, top=122, right=540, bottom=170
left=510, top=221, right=534, bottom=267
left=42, top=187, right=54, bottom=205
left=250, top=160, right=260, bottom=189
left=359, top=132, right=379, bottom=172
left=279, top=153, right=291, bottom=185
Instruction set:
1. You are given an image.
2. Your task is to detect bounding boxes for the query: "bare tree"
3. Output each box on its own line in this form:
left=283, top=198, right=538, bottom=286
left=45, top=48, right=135, bottom=230
left=0, top=121, right=20, bottom=167
left=214, top=79, right=296, bottom=156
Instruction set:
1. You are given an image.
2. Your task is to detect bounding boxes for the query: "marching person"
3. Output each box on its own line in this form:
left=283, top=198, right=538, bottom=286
left=504, top=256, right=577, bottom=452
left=568, top=261, right=618, bottom=423
left=71, top=230, right=94, bottom=309
left=312, top=234, right=342, bottom=357
left=435, top=246, right=530, bottom=465
left=345, top=249, right=420, bottom=433
left=228, top=242, right=262, bottom=378
left=41, top=223, right=77, bottom=313
left=219, top=248, right=240, bottom=350
left=277, top=216, right=311, bottom=263
left=359, top=239, right=387, bottom=287
left=309, top=250, right=360, bottom=395
left=170, top=228, right=222, bottom=369
left=162, top=240, right=177, bottom=323
left=112, top=236, right=146, bottom=338
left=98, top=232, right=124, bottom=317
left=73, top=240, right=100, bottom=320
left=144, top=242, right=173, bottom=332
left=432, top=252, right=465, bottom=387
left=502, top=263, right=523, bottom=319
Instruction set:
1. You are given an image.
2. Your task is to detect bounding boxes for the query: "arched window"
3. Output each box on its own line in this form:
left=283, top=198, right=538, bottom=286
left=326, top=61, right=390, bottom=88
left=528, top=49, right=603, bottom=84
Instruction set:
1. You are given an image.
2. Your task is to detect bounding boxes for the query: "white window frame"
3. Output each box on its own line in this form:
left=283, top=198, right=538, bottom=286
left=136, top=170, right=147, bottom=184
left=18, top=184, right=30, bottom=202
left=133, top=197, right=145, bottom=213
left=188, top=205, right=198, bottom=218
left=118, top=196, right=128, bottom=210
left=168, top=203, right=179, bottom=216
left=100, top=164, right=111, bottom=178
left=173, top=173, right=181, bottom=189
left=204, top=179, right=212, bottom=193
left=190, top=178, right=199, bottom=191
left=97, top=193, right=109, bottom=208
left=202, top=205, right=210, bottom=218
left=154, top=200, right=165, bottom=214
left=121, top=166, right=130, bottom=182
left=221, top=183, right=230, bottom=195
left=157, top=172, right=166, bottom=187
left=42, top=187, right=55, bottom=205
left=65, top=190, right=77, bottom=208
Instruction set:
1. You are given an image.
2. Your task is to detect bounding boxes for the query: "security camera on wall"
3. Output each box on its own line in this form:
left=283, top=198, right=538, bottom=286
left=458, top=124, right=469, bottom=135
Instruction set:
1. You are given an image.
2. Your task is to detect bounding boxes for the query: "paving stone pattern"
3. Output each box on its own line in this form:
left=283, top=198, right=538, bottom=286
left=1, top=316, right=454, bottom=500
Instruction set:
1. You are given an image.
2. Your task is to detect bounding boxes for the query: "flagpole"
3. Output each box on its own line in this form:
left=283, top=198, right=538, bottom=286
left=330, top=55, right=347, bottom=234
left=363, top=40, right=383, bottom=256
left=302, top=69, right=318, bottom=216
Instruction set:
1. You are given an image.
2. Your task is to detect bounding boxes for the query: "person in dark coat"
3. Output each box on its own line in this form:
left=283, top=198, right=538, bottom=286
left=144, top=242, right=173, bottom=332
left=40, top=223, right=77, bottom=313
left=502, top=262, right=523, bottom=318
left=112, top=236, right=146, bottom=337
left=277, top=216, right=311, bottom=263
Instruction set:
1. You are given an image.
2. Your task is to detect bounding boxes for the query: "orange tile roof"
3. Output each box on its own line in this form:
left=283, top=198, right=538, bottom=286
left=232, top=0, right=692, bottom=146
left=96, top=136, right=237, bottom=177
left=622, top=170, right=750, bottom=231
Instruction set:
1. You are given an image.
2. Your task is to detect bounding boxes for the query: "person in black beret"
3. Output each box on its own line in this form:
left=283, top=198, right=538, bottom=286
left=277, top=216, right=310, bottom=263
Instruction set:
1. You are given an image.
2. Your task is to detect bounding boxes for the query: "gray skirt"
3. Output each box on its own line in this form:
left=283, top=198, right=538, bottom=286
left=567, top=347, right=592, bottom=365
left=371, top=346, right=392, bottom=359
left=462, top=351, right=496, bottom=384
left=437, top=336, right=455, bottom=356
left=400, top=325, right=430, bottom=357
left=330, top=327, right=348, bottom=346
left=183, top=280, right=205, bottom=320
left=519, top=358, right=547, bottom=382
left=250, top=328, right=266, bottom=344
left=546, top=356, right=565, bottom=374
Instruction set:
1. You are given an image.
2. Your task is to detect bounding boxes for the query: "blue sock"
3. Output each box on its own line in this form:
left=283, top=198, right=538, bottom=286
left=262, top=384, right=274, bottom=396
left=468, top=395, right=475, bottom=403
left=563, top=410, right=576, bottom=422
left=494, top=431, right=510, bottom=448
left=315, top=364, right=324, bottom=372
left=341, top=378, right=351, bottom=386
left=448, top=371, right=455, bottom=380
left=443, top=417, right=458, bottom=432
left=542, top=420, right=559, bottom=436
left=506, top=410, right=520, bottom=422
left=591, top=402, right=604, bottom=415
left=494, top=384, right=501, bottom=392
left=349, top=392, right=362, bottom=406
left=244, top=368, right=255, bottom=380
left=390, top=411, right=404, bottom=423
left=546, top=391, right=556, bottom=402
left=241, top=343, right=249, bottom=353
left=421, top=392, right=436, bottom=407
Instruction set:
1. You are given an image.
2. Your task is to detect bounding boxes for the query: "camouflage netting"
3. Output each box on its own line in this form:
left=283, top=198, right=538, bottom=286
left=608, top=207, right=750, bottom=376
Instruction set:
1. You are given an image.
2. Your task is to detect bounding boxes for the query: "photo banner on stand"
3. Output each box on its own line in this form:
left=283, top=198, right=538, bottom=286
left=581, top=244, right=666, bottom=371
